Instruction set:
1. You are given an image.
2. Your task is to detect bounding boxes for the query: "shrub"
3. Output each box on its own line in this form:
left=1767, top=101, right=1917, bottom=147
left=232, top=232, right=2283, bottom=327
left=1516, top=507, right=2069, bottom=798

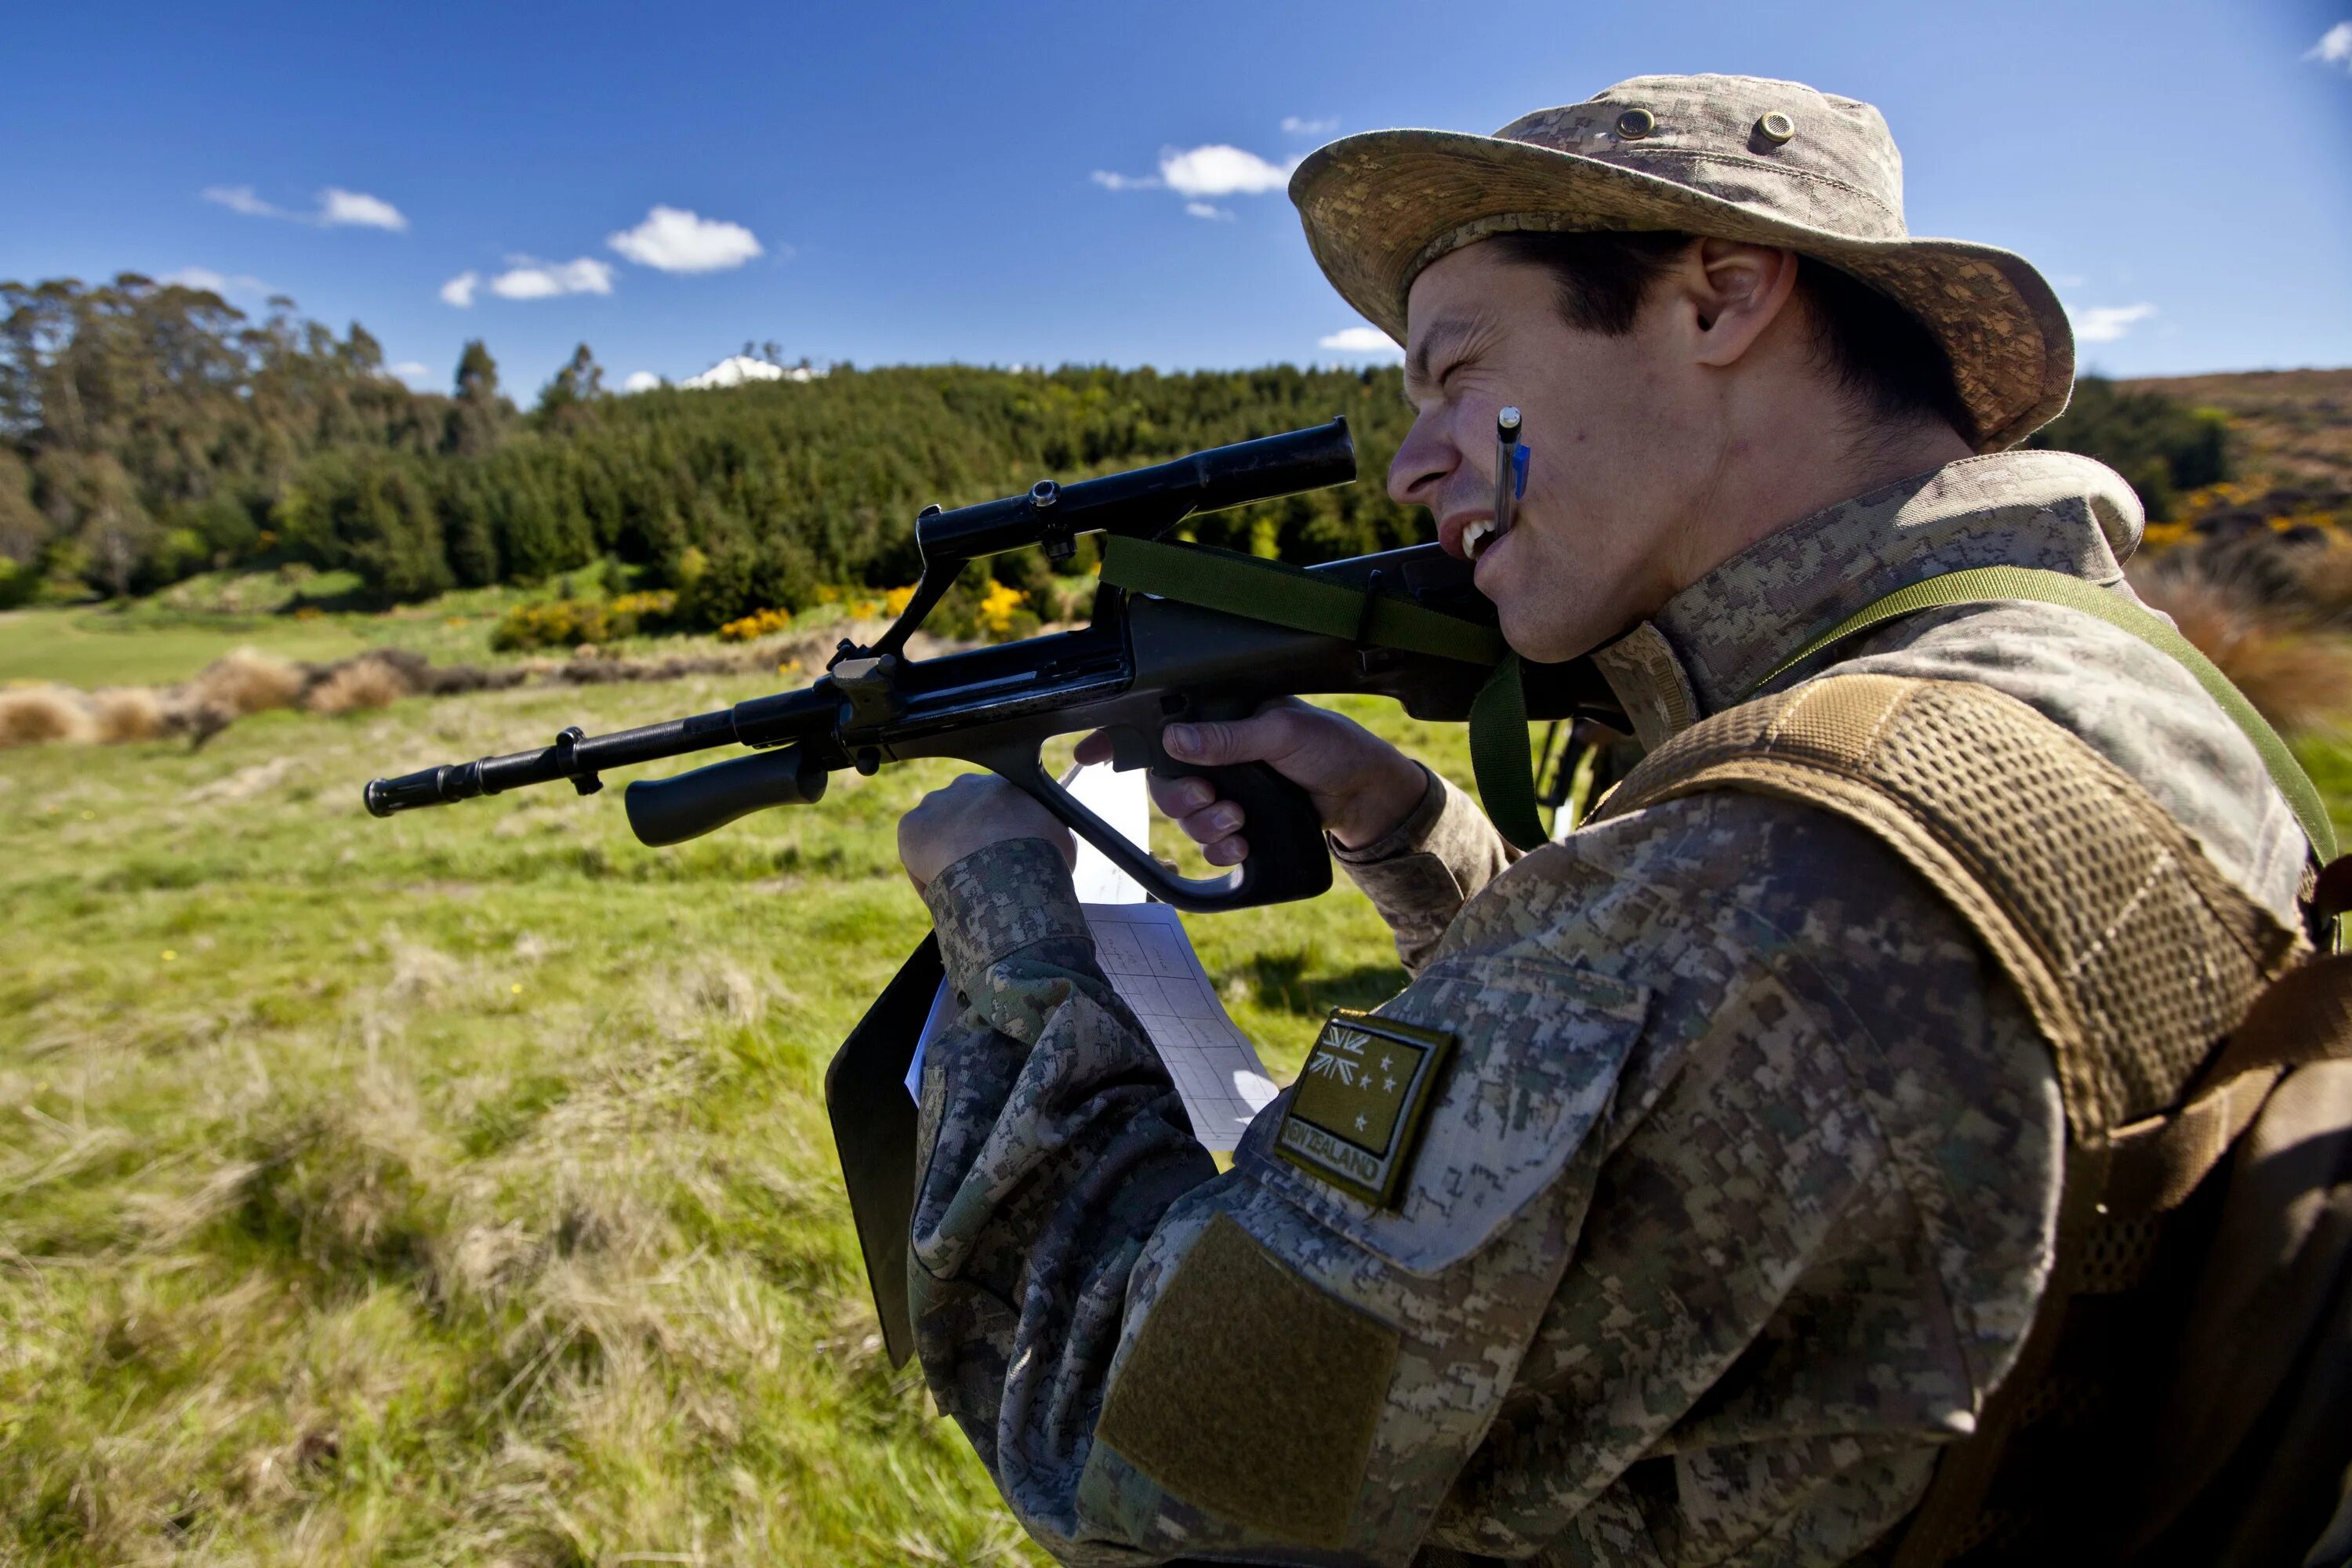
left=492, top=590, right=677, bottom=652
left=2028, top=377, right=2232, bottom=521
left=717, top=608, right=797, bottom=643
left=675, top=538, right=820, bottom=630
left=977, top=580, right=1035, bottom=641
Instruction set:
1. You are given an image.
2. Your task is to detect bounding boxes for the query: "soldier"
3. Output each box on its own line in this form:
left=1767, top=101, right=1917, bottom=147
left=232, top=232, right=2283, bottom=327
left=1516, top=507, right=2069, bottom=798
left=894, top=75, right=2326, bottom=1564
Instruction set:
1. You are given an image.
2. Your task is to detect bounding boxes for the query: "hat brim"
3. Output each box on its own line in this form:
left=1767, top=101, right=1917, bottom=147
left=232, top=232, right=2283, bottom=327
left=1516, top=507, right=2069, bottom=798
left=1290, top=128, right=2074, bottom=452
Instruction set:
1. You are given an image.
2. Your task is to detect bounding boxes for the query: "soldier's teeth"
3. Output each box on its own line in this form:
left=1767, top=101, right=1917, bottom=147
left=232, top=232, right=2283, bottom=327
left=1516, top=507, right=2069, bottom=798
left=1464, top=520, right=1494, bottom=560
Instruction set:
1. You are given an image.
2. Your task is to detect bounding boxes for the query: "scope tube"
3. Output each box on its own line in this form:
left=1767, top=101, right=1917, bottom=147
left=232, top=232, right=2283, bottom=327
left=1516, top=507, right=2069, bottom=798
left=913, top=418, right=1356, bottom=564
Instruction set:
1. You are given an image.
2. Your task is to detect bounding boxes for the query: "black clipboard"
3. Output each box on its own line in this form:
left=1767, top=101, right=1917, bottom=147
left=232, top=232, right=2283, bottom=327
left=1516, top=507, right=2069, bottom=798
left=823, top=934, right=941, bottom=1369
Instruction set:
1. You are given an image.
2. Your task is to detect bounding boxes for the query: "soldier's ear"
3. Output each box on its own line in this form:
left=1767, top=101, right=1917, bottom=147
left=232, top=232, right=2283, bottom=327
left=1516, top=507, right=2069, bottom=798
left=1682, top=241, right=1801, bottom=368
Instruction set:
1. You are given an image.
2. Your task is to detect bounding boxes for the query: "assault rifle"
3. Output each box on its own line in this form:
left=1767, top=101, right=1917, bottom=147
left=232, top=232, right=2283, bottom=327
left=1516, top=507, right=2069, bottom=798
left=363, top=418, right=1620, bottom=909
left=362, top=419, right=1624, bottom=1364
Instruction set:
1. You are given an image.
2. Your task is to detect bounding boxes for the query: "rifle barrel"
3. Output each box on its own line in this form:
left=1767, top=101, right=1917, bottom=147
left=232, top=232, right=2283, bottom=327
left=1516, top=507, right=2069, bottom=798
left=364, top=685, right=836, bottom=816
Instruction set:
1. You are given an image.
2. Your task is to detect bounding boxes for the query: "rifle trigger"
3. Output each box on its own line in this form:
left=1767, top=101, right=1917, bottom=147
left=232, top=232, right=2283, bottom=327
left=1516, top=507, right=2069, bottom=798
left=1103, top=725, right=1153, bottom=773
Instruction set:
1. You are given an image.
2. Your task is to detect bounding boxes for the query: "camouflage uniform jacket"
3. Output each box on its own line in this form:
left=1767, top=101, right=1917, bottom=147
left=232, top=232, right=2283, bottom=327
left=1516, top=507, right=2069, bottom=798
left=909, top=449, right=2310, bottom=1566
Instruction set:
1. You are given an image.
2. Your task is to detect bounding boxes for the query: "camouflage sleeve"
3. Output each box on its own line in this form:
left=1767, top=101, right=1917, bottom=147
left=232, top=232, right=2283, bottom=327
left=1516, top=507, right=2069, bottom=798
left=909, top=836, right=1220, bottom=1561
left=909, top=834, right=1652, bottom=1566
left=1333, top=764, right=1517, bottom=975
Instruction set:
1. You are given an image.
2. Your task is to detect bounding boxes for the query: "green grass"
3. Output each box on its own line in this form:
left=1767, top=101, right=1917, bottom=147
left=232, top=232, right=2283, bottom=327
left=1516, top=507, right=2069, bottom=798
left=0, top=609, right=372, bottom=686
left=1, top=561, right=869, bottom=690
left=0, top=665, right=1479, bottom=1566
left=7, top=633, right=2344, bottom=1565
left=2294, top=731, right=2352, bottom=849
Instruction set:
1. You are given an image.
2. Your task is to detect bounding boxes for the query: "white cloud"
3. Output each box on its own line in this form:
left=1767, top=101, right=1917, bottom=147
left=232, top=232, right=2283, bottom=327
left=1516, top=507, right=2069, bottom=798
left=1281, top=115, right=1338, bottom=136
left=1159, top=144, right=1293, bottom=198
left=440, top=271, right=480, bottom=307
left=622, top=371, right=662, bottom=394
left=1094, top=143, right=1300, bottom=211
left=490, top=257, right=614, bottom=299
left=204, top=183, right=408, bottom=230
left=2073, top=303, right=2157, bottom=343
left=2307, top=20, right=2352, bottom=67
left=161, top=266, right=267, bottom=298
left=1319, top=326, right=1402, bottom=356
left=319, top=188, right=408, bottom=230
left=388, top=361, right=433, bottom=383
left=607, top=205, right=764, bottom=273
left=201, top=185, right=281, bottom=218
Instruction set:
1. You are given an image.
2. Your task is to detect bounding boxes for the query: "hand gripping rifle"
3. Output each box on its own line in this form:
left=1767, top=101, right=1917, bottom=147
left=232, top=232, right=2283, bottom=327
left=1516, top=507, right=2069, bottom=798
left=361, top=418, right=1623, bottom=1360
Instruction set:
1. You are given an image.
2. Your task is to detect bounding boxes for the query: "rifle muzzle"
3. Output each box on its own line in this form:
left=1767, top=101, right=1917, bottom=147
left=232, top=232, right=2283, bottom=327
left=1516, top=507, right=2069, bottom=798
left=365, top=761, right=484, bottom=816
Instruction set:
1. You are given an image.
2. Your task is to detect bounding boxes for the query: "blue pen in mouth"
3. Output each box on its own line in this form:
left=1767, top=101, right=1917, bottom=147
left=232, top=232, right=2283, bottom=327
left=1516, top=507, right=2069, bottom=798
left=1470, top=407, right=1529, bottom=561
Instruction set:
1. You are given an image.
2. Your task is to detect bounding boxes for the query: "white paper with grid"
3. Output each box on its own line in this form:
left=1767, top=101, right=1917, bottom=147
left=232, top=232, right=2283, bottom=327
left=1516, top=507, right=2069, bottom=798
left=904, top=764, right=1278, bottom=1154
left=1082, top=902, right=1279, bottom=1152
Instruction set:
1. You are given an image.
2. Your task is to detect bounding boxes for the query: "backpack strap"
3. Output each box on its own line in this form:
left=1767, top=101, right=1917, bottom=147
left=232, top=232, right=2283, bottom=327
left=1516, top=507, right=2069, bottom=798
left=1750, top=564, right=2339, bottom=869
left=1591, top=673, right=2325, bottom=1563
left=1596, top=673, right=2310, bottom=1142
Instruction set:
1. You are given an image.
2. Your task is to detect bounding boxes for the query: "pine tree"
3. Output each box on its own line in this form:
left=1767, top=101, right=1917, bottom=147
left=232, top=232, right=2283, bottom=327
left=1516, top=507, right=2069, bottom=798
left=538, top=343, right=605, bottom=414
left=445, top=339, right=508, bottom=457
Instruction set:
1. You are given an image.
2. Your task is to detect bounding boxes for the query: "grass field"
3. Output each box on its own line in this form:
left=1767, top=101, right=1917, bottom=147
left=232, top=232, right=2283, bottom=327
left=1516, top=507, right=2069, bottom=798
left=5, top=612, right=2347, bottom=1566
left=0, top=654, right=1477, bottom=1566
left=0, top=612, right=374, bottom=688
left=0, top=561, right=727, bottom=689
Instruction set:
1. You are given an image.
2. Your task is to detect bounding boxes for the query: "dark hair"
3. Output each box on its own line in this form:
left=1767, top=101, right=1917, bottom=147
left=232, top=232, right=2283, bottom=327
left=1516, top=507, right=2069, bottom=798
left=1483, top=229, right=1974, bottom=443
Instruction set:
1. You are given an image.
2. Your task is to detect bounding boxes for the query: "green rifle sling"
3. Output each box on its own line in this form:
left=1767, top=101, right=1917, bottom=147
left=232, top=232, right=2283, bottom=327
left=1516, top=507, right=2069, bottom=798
left=1753, top=564, right=2339, bottom=866
left=1098, top=535, right=1550, bottom=851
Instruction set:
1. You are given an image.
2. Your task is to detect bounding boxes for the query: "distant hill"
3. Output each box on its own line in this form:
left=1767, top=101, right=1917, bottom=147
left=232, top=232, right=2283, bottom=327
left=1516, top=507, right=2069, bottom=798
left=2124, top=368, right=2352, bottom=489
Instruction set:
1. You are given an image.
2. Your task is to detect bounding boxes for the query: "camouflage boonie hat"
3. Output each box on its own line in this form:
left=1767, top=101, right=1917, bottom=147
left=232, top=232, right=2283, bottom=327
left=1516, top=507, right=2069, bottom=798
left=1290, top=74, right=2074, bottom=452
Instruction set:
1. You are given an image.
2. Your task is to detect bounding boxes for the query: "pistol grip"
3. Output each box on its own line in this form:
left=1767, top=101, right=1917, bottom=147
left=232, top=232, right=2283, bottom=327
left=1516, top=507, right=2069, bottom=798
left=978, top=738, right=1332, bottom=914
left=1146, top=752, right=1331, bottom=909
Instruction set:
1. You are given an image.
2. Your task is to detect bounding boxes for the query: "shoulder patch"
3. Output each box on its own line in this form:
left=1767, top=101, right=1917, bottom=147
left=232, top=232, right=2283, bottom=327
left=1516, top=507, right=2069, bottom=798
left=1096, top=1212, right=1396, bottom=1548
left=1277, top=1009, right=1454, bottom=1207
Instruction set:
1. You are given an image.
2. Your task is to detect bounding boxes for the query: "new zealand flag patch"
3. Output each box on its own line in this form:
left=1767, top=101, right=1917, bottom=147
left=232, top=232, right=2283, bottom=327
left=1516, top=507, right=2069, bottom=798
left=1276, top=1009, right=1454, bottom=1208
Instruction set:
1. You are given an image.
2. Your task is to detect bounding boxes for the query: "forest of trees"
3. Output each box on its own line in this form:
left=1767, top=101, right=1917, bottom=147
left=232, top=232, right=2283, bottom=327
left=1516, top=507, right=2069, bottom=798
left=0, top=272, right=2233, bottom=619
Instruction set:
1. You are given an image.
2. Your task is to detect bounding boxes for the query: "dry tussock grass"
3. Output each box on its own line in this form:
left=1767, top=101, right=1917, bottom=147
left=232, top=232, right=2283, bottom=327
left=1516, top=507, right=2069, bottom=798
left=89, top=685, right=165, bottom=742
left=0, top=684, right=94, bottom=746
left=2299, top=535, right=2352, bottom=622
left=2133, top=568, right=2352, bottom=735
left=190, top=646, right=304, bottom=716
left=305, top=653, right=412, bottom=714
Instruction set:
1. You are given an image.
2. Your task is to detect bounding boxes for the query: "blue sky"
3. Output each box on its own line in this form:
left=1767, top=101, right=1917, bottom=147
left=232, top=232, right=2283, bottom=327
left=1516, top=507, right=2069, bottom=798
left=5, top=1, right=2347, bottom=401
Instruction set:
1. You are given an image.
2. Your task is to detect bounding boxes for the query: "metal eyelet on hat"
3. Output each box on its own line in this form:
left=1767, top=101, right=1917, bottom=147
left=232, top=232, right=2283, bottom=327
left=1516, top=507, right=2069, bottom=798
left=1613, top=107, right=1655, bottom=140
left=1755, top=111, right=1795, bottom=145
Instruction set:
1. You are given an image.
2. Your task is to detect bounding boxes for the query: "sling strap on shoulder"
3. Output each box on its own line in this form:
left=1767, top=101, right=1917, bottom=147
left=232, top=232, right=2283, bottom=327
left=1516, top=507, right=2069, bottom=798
left=1592, top=672, right=2351, bottom=1564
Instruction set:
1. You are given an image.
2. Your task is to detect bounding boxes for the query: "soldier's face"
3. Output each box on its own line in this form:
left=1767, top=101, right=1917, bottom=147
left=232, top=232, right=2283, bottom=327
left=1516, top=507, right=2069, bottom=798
left=1389, top=243, right=1715, bottom=663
